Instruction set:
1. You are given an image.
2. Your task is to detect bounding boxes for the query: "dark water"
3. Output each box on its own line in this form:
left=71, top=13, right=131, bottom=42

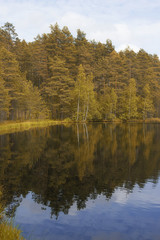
left=0, top=123, right=160, bottom=240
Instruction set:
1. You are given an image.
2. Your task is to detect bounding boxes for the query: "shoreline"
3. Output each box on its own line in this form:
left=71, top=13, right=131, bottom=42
left=0, top=118, right=160, bottom=135
left=0, top=120, right=64, bottom=135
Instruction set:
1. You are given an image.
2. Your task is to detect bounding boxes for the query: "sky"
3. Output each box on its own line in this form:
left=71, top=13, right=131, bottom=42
left=0, top=0, right=160, bottom=55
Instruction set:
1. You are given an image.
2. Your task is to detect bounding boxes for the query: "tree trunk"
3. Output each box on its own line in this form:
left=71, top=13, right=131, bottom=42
left=77, top=95, right=80, bottom=121
left=85, top=93, right=89, bottom=121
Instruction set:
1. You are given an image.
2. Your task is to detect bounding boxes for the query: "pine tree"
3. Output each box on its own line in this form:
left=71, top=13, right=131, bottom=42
left=42, top=56, right=74, bottom=119
left=60, top=26, right=77, bottom=78
left=75, top=30, right=94, bottom=74
left=0, top=46, right=23, bottom=119
left=29, top=40, right=48, bottom=87
left=44, top=23, right=64, bottom=58
left=109, top=88, right=117, bottom=119
left=14, top=39, right=33, bottom=78
left=126, top=78, right=138, bottom=119
left=0, top=22, right=18, bottom=51
left=99, top=87, right=117, bottom=120
left=20, top=80, right=48, bottom=120
left=0, top=46, right=47, bottom=120
left=0, top=22, right=160, bottom=122
left=142, top=84, right=154, bottom=120
left=148, top=54, right=160, bottom=117
left=0, top=77, right=10, bottom=121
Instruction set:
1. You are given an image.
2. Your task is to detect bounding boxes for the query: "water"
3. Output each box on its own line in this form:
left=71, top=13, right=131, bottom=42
left=0, top=123, right=160, bottom=240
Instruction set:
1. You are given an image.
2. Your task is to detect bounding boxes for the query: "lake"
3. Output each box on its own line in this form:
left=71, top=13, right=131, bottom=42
left=0, top=123, right=160, bottom=240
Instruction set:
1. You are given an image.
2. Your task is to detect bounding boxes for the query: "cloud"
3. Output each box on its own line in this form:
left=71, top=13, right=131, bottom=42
left=15, top=192, right=51, bottom=224
left=112, top=181, right=160, bottom=208
left=0, top=0, right=160, bottom=55
left=59, top=12, right=96, bottom=36
left=112, top=188, right=129, bottom=205
left=117, top=44, right=140, bottom=53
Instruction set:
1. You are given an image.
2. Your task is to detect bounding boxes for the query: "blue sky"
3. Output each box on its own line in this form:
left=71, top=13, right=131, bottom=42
left=1, top=0, right=160, bottom=55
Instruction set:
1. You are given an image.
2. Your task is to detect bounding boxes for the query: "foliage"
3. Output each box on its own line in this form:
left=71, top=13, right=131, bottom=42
left=0, top=22, right=160, bottom=122
left=142, top=84, right=155, bottom=119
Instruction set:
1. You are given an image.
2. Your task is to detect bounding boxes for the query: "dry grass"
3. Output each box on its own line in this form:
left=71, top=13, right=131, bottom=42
left=127, top=118, right=160, bottom=123
left=0, top=118, right=160, bottom=135
left=0, top=187, right=25, bottom=240
left=0, top=119, right=64, bottom=135
left=119, top=118, right=160, bottom=123
left=0, top=223, right=24, bottom=240
left=144, top=118, right=160, bottom=123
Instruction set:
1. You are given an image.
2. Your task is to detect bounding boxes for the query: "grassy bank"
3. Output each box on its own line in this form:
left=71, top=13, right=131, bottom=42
left=144, top=118, right=160, bottom=123
left=0, top=188, right=25, bottom=240
left=92, top=118, right=160, bottom=123
left=0, top=222, right=24, bottom=240
left=1, top=118, right=160, bottom=135
left=0, top=119, right=65, bottom=135
left=123, top=118, right=160, bottom=123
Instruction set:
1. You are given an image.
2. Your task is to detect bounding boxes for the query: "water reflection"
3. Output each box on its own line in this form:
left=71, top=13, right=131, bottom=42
left=0, top=123, right=160, bottom=239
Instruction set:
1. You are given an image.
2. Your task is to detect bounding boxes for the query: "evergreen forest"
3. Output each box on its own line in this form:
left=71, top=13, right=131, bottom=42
left=0, top=22, right=160, bottom=122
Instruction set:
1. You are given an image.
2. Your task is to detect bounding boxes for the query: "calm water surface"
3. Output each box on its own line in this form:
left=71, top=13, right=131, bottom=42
left=0, top=123, right=160, bottom=240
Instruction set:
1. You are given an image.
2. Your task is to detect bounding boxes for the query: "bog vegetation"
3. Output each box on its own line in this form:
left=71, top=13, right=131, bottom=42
left=0, top=22, right=160, bottom=122
left=0, top=187, right=24, bottom=240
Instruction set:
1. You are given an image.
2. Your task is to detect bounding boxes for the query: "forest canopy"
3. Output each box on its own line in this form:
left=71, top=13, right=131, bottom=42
left=0, top=22, right=160, bottom=122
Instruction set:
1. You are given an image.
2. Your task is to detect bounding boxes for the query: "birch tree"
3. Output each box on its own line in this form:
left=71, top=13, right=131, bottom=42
left=74, top=65, right=98, bottom=121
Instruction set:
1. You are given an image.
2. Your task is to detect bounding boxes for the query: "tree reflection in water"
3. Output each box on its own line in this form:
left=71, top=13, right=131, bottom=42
left=0, top=123, right=160, bottom=219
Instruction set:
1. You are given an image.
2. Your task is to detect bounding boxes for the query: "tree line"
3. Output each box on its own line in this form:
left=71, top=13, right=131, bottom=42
left=0, top=22, right=160, bottom=122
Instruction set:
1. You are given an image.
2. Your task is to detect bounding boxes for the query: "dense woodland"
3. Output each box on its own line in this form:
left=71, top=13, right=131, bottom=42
left=0, top=22, right=160, bottom=122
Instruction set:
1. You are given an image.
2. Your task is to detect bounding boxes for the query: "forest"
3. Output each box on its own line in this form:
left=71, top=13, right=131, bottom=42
left=0, top=22, right=160, bottom=122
